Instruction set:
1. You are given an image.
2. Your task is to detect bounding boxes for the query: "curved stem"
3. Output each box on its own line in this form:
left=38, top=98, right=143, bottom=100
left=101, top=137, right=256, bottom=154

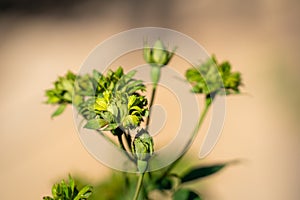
left=159, top=96, right=212, bottom=179
left=124, top=131, right=132, bottom=151
left=133, top=173, right=145, bottom=200
left=96, top=130, right=119, bottom=147
left=117, top=134, right=126, bottom=151
left=117, top=133, right=136, bottom=162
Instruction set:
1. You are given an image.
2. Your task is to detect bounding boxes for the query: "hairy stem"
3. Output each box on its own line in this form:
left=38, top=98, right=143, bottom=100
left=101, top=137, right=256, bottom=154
left=133, top=173, right=145, bottom=200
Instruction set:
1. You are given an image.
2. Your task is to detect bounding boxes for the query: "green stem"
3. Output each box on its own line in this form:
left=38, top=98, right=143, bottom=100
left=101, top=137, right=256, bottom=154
left=124, top=131, right=132, bottom=151
left=192, top=97, right=211, bottom=138
left=159, top=96, right=213, bottom=179
left=145, top=75, right=159, bottom=180
left=117, top=133, right=135, bottom=162
left=117, top=134, right=126, bottom=151
left=133, top=173, right=145, bottom=200
left=96, top=130, right=118, bottom=146
left=145, top=86, right=157, bottom=130
left=146, top=65, right=161, bottom=130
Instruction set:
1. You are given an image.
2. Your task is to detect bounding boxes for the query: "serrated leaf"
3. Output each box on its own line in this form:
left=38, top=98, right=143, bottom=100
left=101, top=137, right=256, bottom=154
left=181, top=164, right=226, bottom=183
left=51, top=104, right=67, bottom=118
left=173, top=188, right=202, bottom=200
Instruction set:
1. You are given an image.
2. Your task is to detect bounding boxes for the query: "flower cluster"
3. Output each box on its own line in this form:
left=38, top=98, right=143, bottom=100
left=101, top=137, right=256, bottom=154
left=45, top=67, right=149, bottom=134
left=185, top=56, right=242, bottom=96
left=83, top=68, right=148, bottom=133
left=43, top=176, right=92, bottom=200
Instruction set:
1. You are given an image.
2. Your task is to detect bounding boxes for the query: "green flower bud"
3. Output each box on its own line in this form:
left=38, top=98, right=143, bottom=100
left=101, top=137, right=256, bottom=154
left=132, top=129, right=154, bottom=172
left=143, top=39, right=175, bottom=67
left=144, top=40, right=175, bottom=88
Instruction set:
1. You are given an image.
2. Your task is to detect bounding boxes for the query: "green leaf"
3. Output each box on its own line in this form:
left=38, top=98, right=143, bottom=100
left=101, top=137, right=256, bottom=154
left=173, top=188, right=202, bottom=200
left=84, top=118, right=108, bottom=130
left=103, top=123, right=119, bottom=131
left=114, top=66, right=124, bottom=77
left=123, top=115, right=139, bottom=127
left=181, top=164, right=226, bottom=183
left=128, top=95, right=137, bottom=108
left=69, top=175, right=75, bottom=195
left=51, top=104, right=67, bottom=118
left=74, top=185, right=93, bottom=200
left=51, top=184, right=59, bottom=198
left=63, top=92, right=72, bottom=102
left=94, top=98, right=108, bottom=111
left=46, top=92, right=61, bottom=104
left=62, top=79, right=74, bottom=93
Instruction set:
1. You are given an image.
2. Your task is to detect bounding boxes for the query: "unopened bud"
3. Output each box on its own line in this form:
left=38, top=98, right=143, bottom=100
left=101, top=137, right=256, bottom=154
left=132, top=129, right=154, bottom=172
left=143, top=39, right=175, bottom=67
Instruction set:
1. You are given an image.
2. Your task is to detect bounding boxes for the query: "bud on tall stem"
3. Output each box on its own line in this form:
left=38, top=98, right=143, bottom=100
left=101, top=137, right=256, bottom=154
left=144, top=40, right=175, bottom=88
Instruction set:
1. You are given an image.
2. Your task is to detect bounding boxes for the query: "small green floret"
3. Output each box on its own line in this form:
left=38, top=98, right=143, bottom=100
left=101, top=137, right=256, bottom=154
left=185, top=56, right=242, bottom=96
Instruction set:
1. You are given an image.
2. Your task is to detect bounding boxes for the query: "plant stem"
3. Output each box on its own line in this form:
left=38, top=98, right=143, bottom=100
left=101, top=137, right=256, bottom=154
left=145, top=86, right=157, bottom=130
left=117, top=133, right=135, bottom=162
left=133, top=173, right=145, bottom=200
left=159, top=97, right=212, bottom=179
left=124, top=131, right=132, bottom=151
left=96, top=130, right=118, bottom=146
left=117, top=134, right=126, bottom=151
left=192, top=98, right=211, bottom=138
left=145, top=85, right=158, bottom=181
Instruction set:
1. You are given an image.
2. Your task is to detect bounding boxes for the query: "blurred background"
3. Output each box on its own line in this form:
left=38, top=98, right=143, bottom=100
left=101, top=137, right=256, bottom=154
left=0, top=0, right=299, bottom=199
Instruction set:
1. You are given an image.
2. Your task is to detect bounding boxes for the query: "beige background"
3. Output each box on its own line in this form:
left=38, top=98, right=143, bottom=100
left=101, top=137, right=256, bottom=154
left=0, top=0, right=299, bottom=199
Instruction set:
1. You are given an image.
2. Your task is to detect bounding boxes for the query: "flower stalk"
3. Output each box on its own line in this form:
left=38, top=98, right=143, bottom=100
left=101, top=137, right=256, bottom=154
left=133, top=173, right=144, bottom=200
left=143, top=39, right=175, bottom=129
